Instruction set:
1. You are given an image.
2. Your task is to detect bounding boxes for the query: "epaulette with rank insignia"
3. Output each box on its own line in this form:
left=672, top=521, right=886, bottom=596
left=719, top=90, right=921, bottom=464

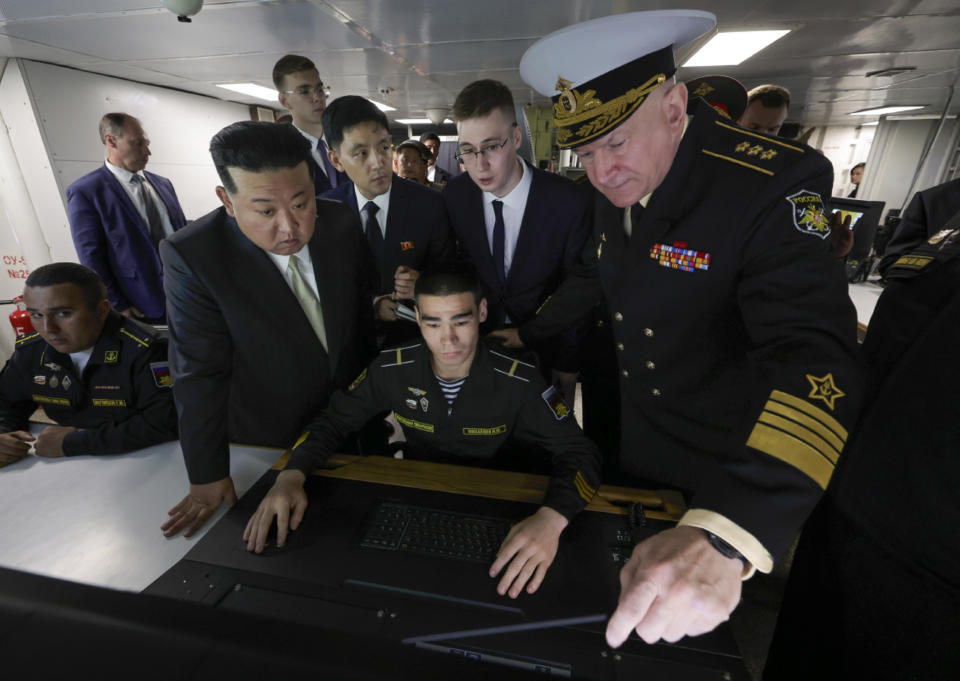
left=489, top=349, right=537, bottom=383
left=14, top=331, right=42, bottom=347
left=701, top=119, right=806, bottom=177
left=380, top=343, right=420, bottom=368
left=118, top=319, right=158, bottom=350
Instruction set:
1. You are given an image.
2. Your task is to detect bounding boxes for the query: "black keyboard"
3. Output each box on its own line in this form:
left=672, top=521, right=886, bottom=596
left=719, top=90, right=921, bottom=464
left=361, top=502, right=512, bottom=563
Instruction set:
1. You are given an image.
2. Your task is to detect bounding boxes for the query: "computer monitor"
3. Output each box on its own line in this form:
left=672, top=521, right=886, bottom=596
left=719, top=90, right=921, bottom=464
left=829, top=196, right=885, bottom=260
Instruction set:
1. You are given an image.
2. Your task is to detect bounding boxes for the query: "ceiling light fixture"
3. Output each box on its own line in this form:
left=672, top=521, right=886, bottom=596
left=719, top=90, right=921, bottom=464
left=682, top=30, right=790, bottom=67
left=367, top=99, right=396, bottom=112
left=215, top=83, right=278, bottom=102
left=395, top=118, right=453, bottom=125
left=849, top=105, right=926, bottom=116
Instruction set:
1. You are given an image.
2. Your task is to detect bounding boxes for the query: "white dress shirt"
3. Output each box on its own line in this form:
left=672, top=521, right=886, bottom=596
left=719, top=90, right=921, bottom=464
left=482, top=158, right=532, bottom=278
left=104, top=161, right=175, bottom=238
left=353, top=183, right=391, bottom=238
left=265, top=242, right=321, bottom=301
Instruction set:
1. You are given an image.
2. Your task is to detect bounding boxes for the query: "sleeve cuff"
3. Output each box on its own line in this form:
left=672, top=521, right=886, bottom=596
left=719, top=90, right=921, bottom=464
left=678, top=508, right=774, bottom=579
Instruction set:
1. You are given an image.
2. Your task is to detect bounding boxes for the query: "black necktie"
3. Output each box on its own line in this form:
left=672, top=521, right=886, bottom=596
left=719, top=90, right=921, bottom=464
left=492, top=200, right=506, bottom=286
left=363, top=201, right=383, bottom=266
left=131, top=174, right=165, bottom=248
left=625, top=202, right=644, bottom=241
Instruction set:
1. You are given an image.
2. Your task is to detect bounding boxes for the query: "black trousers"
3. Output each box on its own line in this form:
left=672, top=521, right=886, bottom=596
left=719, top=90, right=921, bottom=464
left=764, top=496, right=960, bottom=681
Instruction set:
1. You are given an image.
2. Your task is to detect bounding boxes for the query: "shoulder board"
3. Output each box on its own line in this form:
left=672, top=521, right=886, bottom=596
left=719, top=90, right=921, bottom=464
left=14, top=331, right=42, bottom=347
left=489, top=349, right=537, bottom=383
left=887, top=228, right=960, bottom=278
left=118, top=325, right=155, bottom=349
left=380, top=343, right=420, bottom=368
left=701, top=119, right=806, bottom=177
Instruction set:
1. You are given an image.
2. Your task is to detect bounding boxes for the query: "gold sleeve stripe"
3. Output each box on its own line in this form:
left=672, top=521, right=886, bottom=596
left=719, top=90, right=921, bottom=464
left=396, top=347, right=402, bottom=365
left=746, top=423, right=835, bottom=489
left=535, top=295, right=552, bottom=315
left=572, top=473, right=595, bottom=502
left=575, top=470, right=596, bottom=496
left=291, top=431, right=310, bottom=450
left=507, top=359, right=519, bottom=377
left=16, top=332, right=39, bottom=344
left=119, top=328, right=150, bottom=347
left=713, top=120, right=806, bottom=152
left=770, top=390, right=847, bottom=441
left=701, top=149, right=774, bottom=176
left=758, top=412, right=840, bottom=464
left=763, top=400, right=845, bottom=455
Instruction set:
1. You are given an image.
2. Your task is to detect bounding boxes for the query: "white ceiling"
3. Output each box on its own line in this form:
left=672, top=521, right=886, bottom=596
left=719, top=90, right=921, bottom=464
left=1, top=0, right=958, bottom=127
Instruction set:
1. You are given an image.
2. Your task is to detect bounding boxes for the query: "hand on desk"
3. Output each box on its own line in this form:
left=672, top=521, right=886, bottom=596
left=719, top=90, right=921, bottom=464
left=489, top=506, right=568, bottom=599
left=393, top=265, right=419, bottom=300
left=34, top=425, right=76, bottom=458
left=605, top=526, right=743, bottom=647
left=162, top=476, right=237, bottom=538
left=486, top=328, right=523, bottom=349
left=243, top=469, right=308, bottom=553
left=0, top=430, right=34, bottom=467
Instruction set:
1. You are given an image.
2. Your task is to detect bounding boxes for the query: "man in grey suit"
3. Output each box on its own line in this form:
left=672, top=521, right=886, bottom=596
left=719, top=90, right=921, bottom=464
left=160, top=121, right=376, bottom=538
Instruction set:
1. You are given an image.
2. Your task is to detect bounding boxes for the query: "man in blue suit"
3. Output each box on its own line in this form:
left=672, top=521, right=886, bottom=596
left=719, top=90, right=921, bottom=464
left=66, top=113, right=187, bottom=323
left=321, top=96, right=454, bottom=343
left=273, top=54, right=347, bottom=198
left=443, top=80, right=591, bottom=401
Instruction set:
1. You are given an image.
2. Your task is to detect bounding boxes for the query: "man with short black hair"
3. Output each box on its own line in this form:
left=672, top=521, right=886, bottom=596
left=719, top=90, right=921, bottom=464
left=67, top=113, right=187, bottom=322
left=272, top=54, right=346, bottom=197
left=0, top=263, right=177, bottom=467
left=738, top=84, right=791, bottom=135
left=395, top=139, right=440, bottom=190
left=444, top=79, right=591, bottom=403
left=159, top=121, right=375, bottom=538
left=419, top=131, right=453, bottom=185
left=244, top=267, right=601, bottom=600
left=321, top=96, right=453, bottom=335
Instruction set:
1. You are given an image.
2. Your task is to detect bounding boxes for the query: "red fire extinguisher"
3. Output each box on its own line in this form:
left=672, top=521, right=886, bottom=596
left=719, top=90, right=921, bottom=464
left=1, top=295, right=35, bottom=337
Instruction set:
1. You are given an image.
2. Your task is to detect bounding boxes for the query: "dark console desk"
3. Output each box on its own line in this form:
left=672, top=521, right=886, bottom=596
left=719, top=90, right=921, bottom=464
left=145, top=455, right=749, bottom=680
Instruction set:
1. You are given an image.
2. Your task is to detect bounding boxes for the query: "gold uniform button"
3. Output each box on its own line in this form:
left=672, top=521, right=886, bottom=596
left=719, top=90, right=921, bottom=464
left=643, top=328, right=654, bottom=337
left=614, top=312, right=623, bottom=322
left=617, top=343, right=624, bottom=351
left=645, top=361, right=656, bottom=370
left=622, top=370, right=630, bottom=378
left=651, top=388, right=662, bottom=396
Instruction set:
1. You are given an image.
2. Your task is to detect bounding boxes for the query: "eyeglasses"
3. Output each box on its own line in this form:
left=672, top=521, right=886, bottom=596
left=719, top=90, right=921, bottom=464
left=280, top=84, right=327, bottom=98
left=455, top=127, right=515, bottom=164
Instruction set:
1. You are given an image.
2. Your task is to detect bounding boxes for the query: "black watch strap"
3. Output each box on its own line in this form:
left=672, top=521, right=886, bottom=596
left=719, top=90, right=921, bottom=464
left=702, top=530, right=747, bottom=567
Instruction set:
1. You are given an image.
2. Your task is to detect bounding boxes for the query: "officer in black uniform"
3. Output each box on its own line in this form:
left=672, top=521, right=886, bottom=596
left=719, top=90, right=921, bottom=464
left=244, top=267, right=602, bottom=600
left=765, top=228, right=960, bottom=680
left=491, top=11, right=860, bottom=646
left=0, top=263, right=177, bottom=466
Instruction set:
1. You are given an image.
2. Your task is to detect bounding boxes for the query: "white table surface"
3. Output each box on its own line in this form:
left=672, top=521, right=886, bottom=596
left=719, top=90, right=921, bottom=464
left=0, top=431, right=280, bottom=593
left=848, top=281, right=883, bottom=327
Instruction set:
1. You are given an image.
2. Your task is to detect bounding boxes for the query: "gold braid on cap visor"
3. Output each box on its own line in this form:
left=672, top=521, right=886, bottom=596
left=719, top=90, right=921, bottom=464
left=553, top=73, right=667, bottom=147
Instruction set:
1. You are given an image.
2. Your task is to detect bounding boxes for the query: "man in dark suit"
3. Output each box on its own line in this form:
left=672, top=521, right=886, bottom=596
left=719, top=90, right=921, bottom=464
left=878, top=176, right=960, bottom=276
left=159, top=121, right=375, bottom=538
left=66, top=113, right=187, bottom=322
left=420, top=132, right=454, bottom=185
left=321, top=96, right=454, bottom=339
left=443, top=79, right=591, bottom=399
left=272, top=54, right=347, bottom=198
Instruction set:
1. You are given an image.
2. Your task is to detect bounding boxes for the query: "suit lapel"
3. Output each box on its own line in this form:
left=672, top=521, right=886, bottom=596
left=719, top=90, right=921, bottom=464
left=308, top=226, right=341, bottom=372
left=100, top=166, right=147, bottom=233
left=382, top=177, right=406, bottom=283
left=506, top=163, right=540, bottom=288
left=144, top=171, right=183, bottom=228
left=460, top=183, right=500, bottom=293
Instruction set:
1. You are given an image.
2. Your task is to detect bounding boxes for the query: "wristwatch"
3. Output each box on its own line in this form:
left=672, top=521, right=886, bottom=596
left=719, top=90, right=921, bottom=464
left=702, top=530, right=747, bottom=567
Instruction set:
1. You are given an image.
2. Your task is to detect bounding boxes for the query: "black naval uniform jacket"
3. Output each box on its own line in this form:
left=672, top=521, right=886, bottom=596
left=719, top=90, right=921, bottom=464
left=287, top=342, right=602, bottom=520
left=519, top=102, right=860, bottom=567
left=0, top=311, right=177, bottom=455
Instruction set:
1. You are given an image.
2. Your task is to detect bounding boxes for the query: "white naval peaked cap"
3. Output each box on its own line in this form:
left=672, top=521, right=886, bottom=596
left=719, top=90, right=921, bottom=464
left=519, top=10, right=716, bottom=148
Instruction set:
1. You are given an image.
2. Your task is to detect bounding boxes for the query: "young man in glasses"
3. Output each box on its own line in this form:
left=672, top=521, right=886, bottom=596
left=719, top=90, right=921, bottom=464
left=273, top=54, right=347, bottom=197
left=443, top=79, right=591, bottom=404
